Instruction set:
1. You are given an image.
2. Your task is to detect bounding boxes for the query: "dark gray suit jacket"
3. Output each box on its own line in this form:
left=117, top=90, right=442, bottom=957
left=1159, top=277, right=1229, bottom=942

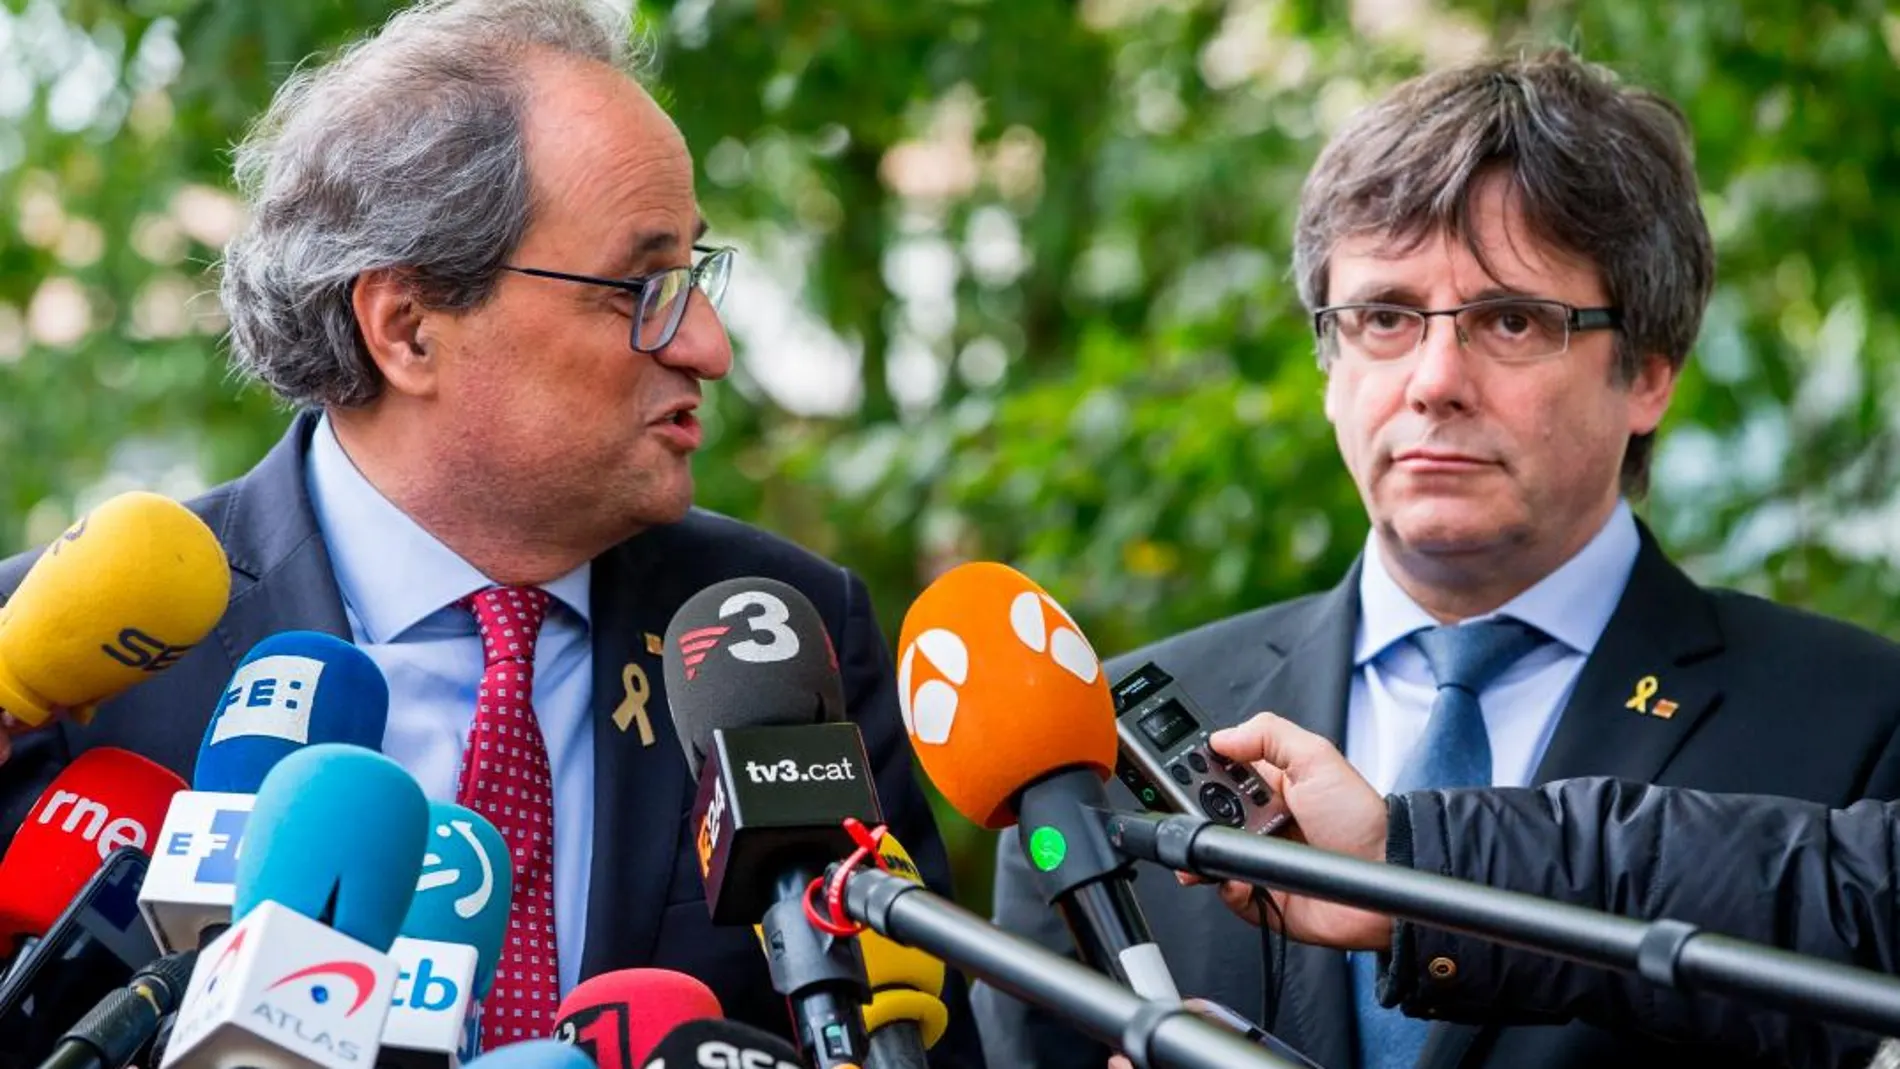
left=976, top=530, right=1900, bottom=1069
left=0, top=412, right=987, bottom=1067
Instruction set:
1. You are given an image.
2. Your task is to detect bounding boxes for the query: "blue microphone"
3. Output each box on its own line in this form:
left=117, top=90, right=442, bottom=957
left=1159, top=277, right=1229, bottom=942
left=403, top=801, right=512, bottom=998
left=193, top=630, right=390, bottom=792
left=234, top=743, right=429, bottom=952
left=381, top=802, right=513, bottom=1064
left=164, top=745, right=428, bottom=1066
left=464, top=1039, right=593, bottom=1069
left=141, top=631, right=393, bottom=955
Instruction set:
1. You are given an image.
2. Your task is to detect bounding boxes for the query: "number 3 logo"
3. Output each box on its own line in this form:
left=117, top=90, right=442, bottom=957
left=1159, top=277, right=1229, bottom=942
left=720, top=591, right=801, bottom=663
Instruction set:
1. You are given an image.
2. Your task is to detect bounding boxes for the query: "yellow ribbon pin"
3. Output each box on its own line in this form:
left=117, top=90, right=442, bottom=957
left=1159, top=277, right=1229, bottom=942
left=613, top=662, right=656, bottom=746
left=1624, top=675, right=1659, bottom=714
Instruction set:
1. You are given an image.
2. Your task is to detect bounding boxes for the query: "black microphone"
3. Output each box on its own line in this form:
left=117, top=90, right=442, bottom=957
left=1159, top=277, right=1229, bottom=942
left=33, top=950, right=195, bottom=1069
left=637, top=1018, right=805, bottom=1069
left=662, top=577, right=878, bottom=1069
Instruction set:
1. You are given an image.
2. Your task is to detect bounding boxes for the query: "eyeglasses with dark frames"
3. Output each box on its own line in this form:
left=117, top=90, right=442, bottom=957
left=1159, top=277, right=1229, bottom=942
left=1313, top=297, right=1621, bottom=367
left=500, top=244, right=736, bottom=353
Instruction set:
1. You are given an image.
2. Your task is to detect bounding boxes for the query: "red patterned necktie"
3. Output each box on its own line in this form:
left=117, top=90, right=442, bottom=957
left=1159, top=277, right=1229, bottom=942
left=456, top=586, right=559, bottom=1050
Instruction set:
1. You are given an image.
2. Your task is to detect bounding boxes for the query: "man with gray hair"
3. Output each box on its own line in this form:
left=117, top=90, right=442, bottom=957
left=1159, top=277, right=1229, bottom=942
left=0, top=1, right=984, bottom=1063
left=978, top=46, right=1900, bottom=1069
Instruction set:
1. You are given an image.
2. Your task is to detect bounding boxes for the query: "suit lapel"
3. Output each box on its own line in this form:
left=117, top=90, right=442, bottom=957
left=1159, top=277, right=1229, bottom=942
left=1228, top=564, right=1360, bottom=1069
left=578, top=528, right=691, bottom=978
left=1531, top=525, right=1723, bottom=785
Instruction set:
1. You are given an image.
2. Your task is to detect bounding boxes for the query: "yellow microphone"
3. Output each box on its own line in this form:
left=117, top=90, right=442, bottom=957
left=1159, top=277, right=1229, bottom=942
left=0, top=491, right=230, bottom=727
left=857, top=834, right=949, bottom=1050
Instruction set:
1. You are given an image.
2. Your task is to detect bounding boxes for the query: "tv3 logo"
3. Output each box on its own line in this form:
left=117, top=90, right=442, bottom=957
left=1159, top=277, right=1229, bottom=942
left=100, top=627, right=195, bottom=673
left=677, top=591, right=800, bottom=680
left=165, top=808, right=249, bottom=885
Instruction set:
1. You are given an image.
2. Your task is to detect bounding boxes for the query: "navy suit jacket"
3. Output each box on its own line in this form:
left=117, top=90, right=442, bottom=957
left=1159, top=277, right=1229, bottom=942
left=978, top=533, right=1900, bottom=1069
left=0, top=411, right=987, bottom=1067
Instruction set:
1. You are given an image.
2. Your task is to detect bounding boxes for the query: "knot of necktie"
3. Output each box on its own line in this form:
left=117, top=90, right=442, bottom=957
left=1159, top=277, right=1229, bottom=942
left=1410, top=616, right=1548, bottom=695
left=459, top=586, right=552, bottom=669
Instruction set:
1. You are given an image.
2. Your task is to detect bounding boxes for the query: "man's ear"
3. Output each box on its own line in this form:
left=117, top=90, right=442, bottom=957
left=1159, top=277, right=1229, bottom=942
left=352, top=268, right=438, bottom=398
left=1626, top=350, right=1680, bottom=436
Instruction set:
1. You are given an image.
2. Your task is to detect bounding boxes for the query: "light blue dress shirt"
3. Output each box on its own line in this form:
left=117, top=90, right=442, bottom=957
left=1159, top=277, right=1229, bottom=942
left=1344, top=499, right=1641, bottom=792
left=304, top=415, right=595, bottom=994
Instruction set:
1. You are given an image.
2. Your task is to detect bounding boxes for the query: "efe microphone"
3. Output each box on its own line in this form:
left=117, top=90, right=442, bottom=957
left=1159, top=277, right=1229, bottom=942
left=162, top=744, right=428, bottom=1069
left=662, top=577, right=876, bottom=1069
left=896, top=562, right=1178, bottom=1000
left=0, top=490, right=230, bottom=729
left=139, top=630, right=391, bottom=956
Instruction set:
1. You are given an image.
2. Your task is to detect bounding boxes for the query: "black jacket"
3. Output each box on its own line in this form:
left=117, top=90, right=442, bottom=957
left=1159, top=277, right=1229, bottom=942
left=0, top=411, right=987, bottom=1067
left=977, top=534, right=1900, bottom=1069
left=1385, top=777, right=1898, bottom=1069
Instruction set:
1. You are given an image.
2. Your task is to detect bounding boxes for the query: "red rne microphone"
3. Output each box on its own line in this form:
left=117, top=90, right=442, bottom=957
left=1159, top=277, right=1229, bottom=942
left=552, top=968, right=722, bottom=1069
left=0, top=747, right=186, bottom=946
left=897, top=562, right=1180, bottom=1001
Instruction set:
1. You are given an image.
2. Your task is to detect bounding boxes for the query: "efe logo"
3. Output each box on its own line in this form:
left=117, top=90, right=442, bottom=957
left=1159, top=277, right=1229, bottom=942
left=36, top=789, right=152, bottom=859
left=209, top=654, right=326, bottom=746
left=165, top=807, right=248, bottom=885
left=742, top=757, right=857, bottom=785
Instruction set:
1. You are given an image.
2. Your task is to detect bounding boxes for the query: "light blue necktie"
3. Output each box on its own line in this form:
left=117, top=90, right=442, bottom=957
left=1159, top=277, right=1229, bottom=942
left=1351, top=618, right=1548, bottom=1069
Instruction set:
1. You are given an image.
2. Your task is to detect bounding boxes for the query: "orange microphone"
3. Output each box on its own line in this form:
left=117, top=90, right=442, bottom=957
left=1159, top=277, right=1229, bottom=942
left=896, top=563, right=1179, bottom=1000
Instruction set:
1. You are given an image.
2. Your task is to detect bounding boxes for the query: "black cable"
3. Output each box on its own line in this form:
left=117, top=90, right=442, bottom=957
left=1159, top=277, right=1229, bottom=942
left=1251, top=888, right=1287, bottom=1034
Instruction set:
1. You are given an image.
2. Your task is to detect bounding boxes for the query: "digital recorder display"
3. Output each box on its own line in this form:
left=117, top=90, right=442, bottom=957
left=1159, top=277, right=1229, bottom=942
left=1137, top=698, right=1196, bottom=752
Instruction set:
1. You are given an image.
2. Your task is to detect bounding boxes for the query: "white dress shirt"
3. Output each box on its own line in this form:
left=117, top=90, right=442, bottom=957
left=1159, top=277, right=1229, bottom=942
left=303, top=415, right=595, bottom=994
left=1344, top=500, right=1640, bottom=793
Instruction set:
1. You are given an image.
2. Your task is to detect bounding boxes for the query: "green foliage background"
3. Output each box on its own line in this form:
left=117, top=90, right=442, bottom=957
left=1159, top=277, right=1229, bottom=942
left=4, top=0, right=1898, bottom=907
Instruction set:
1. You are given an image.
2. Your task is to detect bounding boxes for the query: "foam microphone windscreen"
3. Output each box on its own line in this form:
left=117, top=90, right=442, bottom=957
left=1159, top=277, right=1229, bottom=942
left=193, top=630, right=390, bottom=793
left=0, top=490, right=230, bottom=727
left=464, top=1038, right=594, bottom=1069
left=552, top=968, right=723, bottom=1069
left=0, top=747, right=185, bottom=942
left=661, top=576, right=845, bottom=777
left=234, top=743, right=428, bottom=952
left=858, top=832, right=950, bottom=1046
left=896, top=561, right=1117, bottom=829
left=637, top=1019, right=802, bottom=1069
left=401, top=800, right=512, bottom=998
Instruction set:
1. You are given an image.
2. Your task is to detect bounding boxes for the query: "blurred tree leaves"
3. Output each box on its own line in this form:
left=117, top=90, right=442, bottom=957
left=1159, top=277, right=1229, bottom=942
left=4, top=0, right=1899, bottom=902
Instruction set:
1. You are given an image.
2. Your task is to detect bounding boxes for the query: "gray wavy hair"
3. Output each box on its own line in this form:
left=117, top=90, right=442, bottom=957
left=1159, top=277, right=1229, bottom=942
left=1293, top=48, right=1715, bottom=497
left=218, top=0, right=647, bottom=408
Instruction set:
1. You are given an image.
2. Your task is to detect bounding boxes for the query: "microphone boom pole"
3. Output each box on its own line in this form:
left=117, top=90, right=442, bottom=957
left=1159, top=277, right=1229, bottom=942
left=1101, top=809, right=1900, bottom=1038
left=833, top=865, right=1300, bottom=1069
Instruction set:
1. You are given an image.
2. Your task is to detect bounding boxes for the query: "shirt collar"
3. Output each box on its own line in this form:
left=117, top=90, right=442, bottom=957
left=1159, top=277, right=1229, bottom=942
left=303, top=414, right=591, bottom=643
left=1354, top=498, right=1639, bottom=666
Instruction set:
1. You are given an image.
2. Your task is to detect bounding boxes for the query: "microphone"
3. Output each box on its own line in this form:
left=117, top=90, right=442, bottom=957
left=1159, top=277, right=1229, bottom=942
left=383, top=801, right=512, bottom=1069
left=464, top=1039, right=592, bottom=1069
left=0, top=490, right=230, bottom=729
left=635, top=1019, right=803, bottom=1069
left=139, top=631, right=390, bottom=955
left=662, top=577, right=876, bottom=1069
left=896, top=563, right=1179, bottom=999
left=855, top=834, right=944, bottom=1069
left=551, top=969, right=722, bottom=1069
left=33, top=949, right=196, bottom=1069
left=161, top=743, right=428, bottom=1069
left=0, top=748, right=184, bottom=952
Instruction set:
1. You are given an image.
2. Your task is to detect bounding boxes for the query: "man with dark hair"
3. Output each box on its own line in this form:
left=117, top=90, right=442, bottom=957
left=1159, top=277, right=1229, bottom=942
left=977, top=47, right=1900, bottom=1069
left=0, top=1, right=984, bottom=1063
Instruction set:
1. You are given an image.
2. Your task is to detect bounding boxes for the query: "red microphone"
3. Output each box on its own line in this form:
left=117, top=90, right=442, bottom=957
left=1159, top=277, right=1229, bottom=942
left=0, top=746, right=185, bottom=945
left=552, top=968, right=723, bottom=1069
